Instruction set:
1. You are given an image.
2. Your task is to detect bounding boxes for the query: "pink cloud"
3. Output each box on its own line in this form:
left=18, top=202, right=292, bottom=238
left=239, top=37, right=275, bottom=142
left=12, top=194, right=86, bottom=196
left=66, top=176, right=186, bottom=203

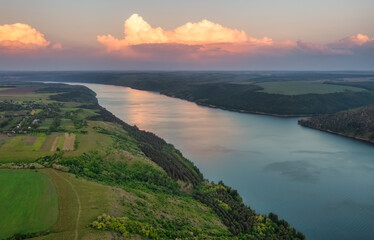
left=333, top=34, right=372, bottom=47
left=0, top=23, right=62, bottom=54
left=297, top=41, right=351, bottom=55
left=297, top=34, right=374, bottom=55
left=97, top=14, right=293, bottom=59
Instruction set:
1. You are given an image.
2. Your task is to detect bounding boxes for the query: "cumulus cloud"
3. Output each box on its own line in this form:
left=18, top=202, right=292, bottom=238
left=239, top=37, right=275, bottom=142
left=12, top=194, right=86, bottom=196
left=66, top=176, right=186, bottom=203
left=0, top=23, right=61, bottom=53
left=297, top=34, right=374, bottom=55
left=98, top=14, right=250, bottom=47
left=97, top=14, right=291, bottom=59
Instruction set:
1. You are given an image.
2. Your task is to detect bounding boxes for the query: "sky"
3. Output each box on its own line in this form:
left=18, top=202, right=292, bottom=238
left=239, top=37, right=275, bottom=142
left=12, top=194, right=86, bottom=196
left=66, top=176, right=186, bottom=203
left=0, top=0, right=373, bottom=70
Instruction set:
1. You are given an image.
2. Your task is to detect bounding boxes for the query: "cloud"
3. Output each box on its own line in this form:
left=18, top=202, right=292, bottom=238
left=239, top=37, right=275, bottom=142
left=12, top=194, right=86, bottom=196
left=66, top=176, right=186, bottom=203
left=0, top=23, right=61, bottom=53
left=97, top=14, right=291, bottom=59
left=297, top=34, right=374, bottom=55
left=51, top=43, right=63, bottom=50
left=98, top=13, right=250, bottom=47
left=297, top=41, right=351, bottom=55
left=334, top=34, right=372, bottom=47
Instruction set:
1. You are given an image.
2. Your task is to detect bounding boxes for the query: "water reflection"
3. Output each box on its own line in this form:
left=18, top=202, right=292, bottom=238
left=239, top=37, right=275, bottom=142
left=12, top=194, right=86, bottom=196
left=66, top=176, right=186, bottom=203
left=98, top=84, right=238, bottom=159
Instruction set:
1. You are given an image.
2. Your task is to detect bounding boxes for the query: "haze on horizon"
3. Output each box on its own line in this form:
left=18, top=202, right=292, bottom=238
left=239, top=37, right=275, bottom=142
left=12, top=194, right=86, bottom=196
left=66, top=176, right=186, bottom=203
left=0, top=0, right=373, bottom=71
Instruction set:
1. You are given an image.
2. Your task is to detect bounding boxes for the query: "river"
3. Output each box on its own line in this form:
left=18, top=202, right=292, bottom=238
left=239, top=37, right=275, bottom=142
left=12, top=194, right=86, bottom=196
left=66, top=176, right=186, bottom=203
left=78, top=83, right=374, bottom=240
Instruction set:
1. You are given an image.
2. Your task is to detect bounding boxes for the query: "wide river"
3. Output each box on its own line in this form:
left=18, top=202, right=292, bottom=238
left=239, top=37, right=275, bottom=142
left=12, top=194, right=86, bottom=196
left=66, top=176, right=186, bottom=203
left=80, top=83, right=374, bottom=240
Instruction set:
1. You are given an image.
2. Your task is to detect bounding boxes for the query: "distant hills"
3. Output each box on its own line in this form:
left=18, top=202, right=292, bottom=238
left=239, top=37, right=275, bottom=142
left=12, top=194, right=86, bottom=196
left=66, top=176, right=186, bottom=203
left=2, top=71, right=374, bottom=116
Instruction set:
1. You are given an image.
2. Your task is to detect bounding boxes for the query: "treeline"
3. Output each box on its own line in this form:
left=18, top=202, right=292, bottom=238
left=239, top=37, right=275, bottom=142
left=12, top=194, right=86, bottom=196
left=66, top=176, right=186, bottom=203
left=92, top=213, right=231, bottom=240
left=90, top=106, right=204, bottom=186
left=64, top=109, right=88, bottom=129
left=194, top=181, right=305, bottom=240
left=194, top=181, right=255, bottom=235
left=0, top=101, right=24, bottom=111
left=299, top=104, right=374, bottom=142
left=165, top=83, right=374, bottom=116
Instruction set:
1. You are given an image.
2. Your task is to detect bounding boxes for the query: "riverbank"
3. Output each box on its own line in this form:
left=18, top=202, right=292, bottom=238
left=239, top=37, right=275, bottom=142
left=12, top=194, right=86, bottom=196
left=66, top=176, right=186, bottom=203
left=298, top=105, right=374, bottom=146
left=298, top=119, right=374, bottom=145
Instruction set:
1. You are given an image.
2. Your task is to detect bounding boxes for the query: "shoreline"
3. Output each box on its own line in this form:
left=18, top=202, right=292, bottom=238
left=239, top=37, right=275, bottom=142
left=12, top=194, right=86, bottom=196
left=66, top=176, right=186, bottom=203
left=193, top=101, right=311, bottom=118
left=158, top=91, right=312, bottom=118
left=298, top=122, right=374, bottom=145
left=44, top=81, right=313, bottom=118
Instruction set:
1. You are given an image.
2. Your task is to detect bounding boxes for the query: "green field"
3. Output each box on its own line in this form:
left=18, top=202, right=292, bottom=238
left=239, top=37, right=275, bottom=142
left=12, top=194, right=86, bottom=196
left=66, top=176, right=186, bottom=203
left=256, top=81, right=366, bottom=95
left=0, top=93, right=54, bottom=103
left=38, top=118, right=54, bottom=130
left=0, top=170, right=58, bottom=239
left=0, top=122, right=115, bottom=163
left=0, top=133, right=49, bottom=162
left=60, top=118, right=75, bottom=130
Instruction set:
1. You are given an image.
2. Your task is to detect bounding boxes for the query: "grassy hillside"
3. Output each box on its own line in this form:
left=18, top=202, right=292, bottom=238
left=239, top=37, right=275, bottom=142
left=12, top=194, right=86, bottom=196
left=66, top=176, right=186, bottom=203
left=0, top=82, right=304, bottom=239
left=299, top=105, right=374, bottom=143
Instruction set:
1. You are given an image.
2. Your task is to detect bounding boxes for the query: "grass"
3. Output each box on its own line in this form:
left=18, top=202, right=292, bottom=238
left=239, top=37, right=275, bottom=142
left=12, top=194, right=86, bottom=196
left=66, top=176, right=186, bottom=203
left=0, top=133, right=46, bottom=152
left=34, top=169, right=111, bottom=240
left=38, top=118, right=53, bottom=130
left=41, top=132, right=64, bottom=151
left=256, top=81, right=366, bottom=95
left=63, top=121, right=114, bottom=157
left=60, top=118, right=75, bottom=130
left=112, top=187, right=229, bottom=237
left=0, top=93, right=55, bottom=103
left=0, top=122, right=114, bottom=162
left=0, top=133, right=58, bottom=162
left=0, top=170, right=58, bottom=239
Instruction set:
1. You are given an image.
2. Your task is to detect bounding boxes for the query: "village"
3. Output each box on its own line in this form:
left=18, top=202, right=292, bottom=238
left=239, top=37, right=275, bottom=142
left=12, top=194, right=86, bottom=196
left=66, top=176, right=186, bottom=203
left=0, top=100, right=61, bottom=136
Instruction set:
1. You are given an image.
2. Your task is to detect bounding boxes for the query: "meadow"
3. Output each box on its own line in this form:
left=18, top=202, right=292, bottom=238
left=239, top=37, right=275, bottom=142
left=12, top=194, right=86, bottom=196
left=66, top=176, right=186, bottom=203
left=0, top=170, right=58, bottom=239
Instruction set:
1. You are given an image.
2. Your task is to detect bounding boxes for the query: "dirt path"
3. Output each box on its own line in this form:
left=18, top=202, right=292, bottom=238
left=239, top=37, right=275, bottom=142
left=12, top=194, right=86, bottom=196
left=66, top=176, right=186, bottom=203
left=52, top=170, right=81, bottom=240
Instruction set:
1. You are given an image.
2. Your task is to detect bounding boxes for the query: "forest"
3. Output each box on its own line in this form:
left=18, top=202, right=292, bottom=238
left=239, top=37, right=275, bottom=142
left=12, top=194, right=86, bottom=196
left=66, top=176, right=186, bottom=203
left=299, top=104, right=374, bottom=143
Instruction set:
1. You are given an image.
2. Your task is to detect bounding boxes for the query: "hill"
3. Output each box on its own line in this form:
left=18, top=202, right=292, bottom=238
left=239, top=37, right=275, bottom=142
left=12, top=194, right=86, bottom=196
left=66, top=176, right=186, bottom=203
left=0, top=82, right=304, bottom=239
left=298, top=105, right=374, bottom=144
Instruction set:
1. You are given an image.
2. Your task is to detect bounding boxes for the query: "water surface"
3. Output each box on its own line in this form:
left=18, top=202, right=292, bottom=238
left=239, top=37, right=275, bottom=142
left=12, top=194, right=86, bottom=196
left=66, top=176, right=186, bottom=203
left=80, top=83, right=374, bottom=240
